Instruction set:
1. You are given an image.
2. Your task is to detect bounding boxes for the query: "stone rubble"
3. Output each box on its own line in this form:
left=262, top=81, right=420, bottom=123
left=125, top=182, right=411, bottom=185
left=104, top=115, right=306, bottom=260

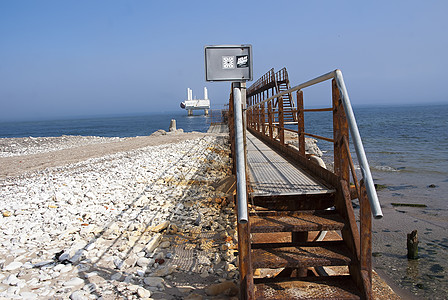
left=0, top=135, right=239, bottom=299
left=0, top=136, right=125, bottom=158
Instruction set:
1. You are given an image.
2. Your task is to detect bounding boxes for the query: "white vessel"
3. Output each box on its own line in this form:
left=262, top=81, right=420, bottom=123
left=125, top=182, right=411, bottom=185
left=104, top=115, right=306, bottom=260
left=180, top=87, right=210, bottom=116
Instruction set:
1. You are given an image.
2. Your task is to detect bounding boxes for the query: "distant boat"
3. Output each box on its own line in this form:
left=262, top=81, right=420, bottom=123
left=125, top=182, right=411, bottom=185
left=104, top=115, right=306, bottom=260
left=180, top=87, right=210, bottom=116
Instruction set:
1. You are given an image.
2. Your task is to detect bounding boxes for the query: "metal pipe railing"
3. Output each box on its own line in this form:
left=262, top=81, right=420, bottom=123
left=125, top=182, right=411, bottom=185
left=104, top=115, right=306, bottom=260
left=247, top=69, right=383, bottom=219
left=334, top=70, right=382, bottom=219
left=233, top=87, right=248, bottom=223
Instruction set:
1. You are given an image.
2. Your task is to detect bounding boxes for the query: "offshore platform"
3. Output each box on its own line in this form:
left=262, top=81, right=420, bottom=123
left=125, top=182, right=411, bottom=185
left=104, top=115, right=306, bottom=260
left=180, top=87, right=210, bottom=116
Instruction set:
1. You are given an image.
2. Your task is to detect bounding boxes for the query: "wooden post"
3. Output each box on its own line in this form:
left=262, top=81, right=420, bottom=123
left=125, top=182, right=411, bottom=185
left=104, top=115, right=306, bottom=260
left=261, top=102, right=265, bottom=135
left=268, top=101, right=273, bottom=140
left=407, top=230, right=419, bottom=259
left=332, top=79, right=349, bottom=182
left=360, top=180, right=372, bottom=299
left=278, top=95, right=285, bottom=145
left=297, top=90, right=305, bottom=157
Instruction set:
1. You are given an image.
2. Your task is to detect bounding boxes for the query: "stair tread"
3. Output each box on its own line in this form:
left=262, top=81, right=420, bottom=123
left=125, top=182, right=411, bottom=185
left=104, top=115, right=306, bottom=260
left=252, top=241, right=352, bottom=269
left=250, top=210, right=345, bottom=233
left=254, top=275, right=361, bottom=299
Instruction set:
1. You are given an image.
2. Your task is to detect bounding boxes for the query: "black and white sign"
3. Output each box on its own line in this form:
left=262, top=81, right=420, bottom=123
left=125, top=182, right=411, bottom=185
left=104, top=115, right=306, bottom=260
left=236, top=55, right=249, bottom=68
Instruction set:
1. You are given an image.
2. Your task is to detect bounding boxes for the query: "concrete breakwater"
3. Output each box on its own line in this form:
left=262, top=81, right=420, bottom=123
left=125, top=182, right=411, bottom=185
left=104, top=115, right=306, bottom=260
left=0, top=134, right=240, bottom=299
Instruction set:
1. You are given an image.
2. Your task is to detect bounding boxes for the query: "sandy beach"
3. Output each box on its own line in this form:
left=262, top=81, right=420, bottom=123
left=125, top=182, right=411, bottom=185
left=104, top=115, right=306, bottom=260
left=0, top=132, right=242, bottom=299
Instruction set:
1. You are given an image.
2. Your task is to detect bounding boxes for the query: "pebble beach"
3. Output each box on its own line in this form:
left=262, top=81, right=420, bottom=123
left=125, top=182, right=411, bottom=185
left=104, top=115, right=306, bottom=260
left=0, top=132, right=240, bottom=299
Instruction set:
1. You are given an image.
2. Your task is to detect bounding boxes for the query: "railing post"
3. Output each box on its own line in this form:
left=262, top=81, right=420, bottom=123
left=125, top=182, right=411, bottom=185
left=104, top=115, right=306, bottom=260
left=360, top=180, right=372, bottom=299
left=296, top=90, right=305, bottom=157
left=268, top=100, right=273, bottom=140
left=233, top=82, right=254, bottom=300
left=278, top=96, right=285, bottom=145
left=332, top=79, right=349, bottom=182
left=261, top=102, right=265, bottom=135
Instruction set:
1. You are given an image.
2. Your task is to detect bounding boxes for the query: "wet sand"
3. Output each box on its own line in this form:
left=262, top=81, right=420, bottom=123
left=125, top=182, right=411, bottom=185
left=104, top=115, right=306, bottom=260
left=364, top=171, right=448, bottom=299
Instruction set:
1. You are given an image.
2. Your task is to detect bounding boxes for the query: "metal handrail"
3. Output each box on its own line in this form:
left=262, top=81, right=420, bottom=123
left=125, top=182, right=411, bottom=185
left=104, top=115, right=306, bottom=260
left=247, top=69, right=383, bottom=219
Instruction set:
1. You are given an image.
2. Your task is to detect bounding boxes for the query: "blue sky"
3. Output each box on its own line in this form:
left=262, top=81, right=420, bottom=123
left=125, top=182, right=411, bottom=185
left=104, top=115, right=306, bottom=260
left=1, top=0, right=447, bottom=121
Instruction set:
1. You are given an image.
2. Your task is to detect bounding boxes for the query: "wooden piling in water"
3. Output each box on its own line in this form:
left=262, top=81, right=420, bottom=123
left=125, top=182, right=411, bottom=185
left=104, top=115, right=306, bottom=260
left=407, top=230, right=419, bottom=259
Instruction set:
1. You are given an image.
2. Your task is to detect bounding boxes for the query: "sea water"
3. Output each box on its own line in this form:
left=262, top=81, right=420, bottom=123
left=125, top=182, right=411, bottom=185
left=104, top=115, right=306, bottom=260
left=0, top=111, right=211, bottom=138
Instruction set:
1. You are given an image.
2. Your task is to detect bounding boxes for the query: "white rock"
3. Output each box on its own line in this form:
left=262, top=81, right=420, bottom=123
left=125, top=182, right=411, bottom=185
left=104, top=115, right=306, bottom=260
left=6, top=286, right=20, bottom=296
left=27, top=278, right=39, bottom=286
left=53, top=264, right=65, bottom=271
left=2, top=274, right=19, bottom=285
left=143, top=276, right=164, bottom=288
left=63, top=277, right=84, bottom=286
left=159, top=241, right=171, bottom=248
left=60, top=264, right=73, bottom=273
left=145, top=233, right=162, bottom=253
left=85, top=242, right=96, bottom=251
left=39, top=273, right=51, bottom=282
left=137, top=257, right=150, bottom=267
left=137, top=287, right=152, bottom=298
left=70, top=290, right=88, bottom=300
left=3, top=261, right=23, bottom=271
left=84, top=271, right=98, bottom=278
left=20, top=292, right=38, bottom=299
left=83, top=283, right=97, bottom=293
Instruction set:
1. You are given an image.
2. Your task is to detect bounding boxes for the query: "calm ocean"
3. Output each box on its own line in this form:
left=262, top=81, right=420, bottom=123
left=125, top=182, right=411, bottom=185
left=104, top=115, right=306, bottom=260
left=0, top=111, right=212, bottom=138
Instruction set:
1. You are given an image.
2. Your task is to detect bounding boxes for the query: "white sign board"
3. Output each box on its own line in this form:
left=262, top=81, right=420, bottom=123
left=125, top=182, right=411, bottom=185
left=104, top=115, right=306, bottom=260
left=204, top=45, right=252, bottom=82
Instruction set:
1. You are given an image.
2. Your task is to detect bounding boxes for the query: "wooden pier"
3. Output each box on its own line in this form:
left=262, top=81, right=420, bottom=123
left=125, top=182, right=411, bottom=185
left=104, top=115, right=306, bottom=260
left=228, top=68, right=379, bottom=299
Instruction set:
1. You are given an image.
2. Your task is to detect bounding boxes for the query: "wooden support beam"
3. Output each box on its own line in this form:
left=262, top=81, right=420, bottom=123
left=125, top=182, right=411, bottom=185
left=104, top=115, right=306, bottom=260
left=360, top=180, right=372, bottom=299
left=297, top=90, right=305, bottom=157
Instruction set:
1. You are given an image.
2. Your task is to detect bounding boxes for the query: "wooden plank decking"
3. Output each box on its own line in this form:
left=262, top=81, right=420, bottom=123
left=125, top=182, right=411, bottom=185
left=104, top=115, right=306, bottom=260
left=246, top=132, right=334, bottom=197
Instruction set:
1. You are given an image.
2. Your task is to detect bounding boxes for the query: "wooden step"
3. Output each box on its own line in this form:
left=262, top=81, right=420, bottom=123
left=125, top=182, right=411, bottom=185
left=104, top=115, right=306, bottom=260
left=252, top=241, right=352, bottom=269
left=250, top=210, right=345, bottom=233
left=251, top=193, right=335, bottom=211
left=254, top=275, right=361, bottom=299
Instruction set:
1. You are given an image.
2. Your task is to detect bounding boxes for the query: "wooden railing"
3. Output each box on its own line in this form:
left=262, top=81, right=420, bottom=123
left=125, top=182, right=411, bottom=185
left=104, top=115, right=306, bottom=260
left=228, top=69, right=381, bottom=299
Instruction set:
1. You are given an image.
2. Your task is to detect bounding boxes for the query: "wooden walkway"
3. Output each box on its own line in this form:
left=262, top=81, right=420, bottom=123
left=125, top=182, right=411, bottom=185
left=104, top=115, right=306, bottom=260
left=246, top=131, right=334, bottom=197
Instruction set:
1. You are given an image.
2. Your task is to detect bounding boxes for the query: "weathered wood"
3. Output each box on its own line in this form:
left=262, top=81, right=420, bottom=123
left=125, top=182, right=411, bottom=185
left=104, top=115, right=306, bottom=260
left=268, top=101, right=273, bottom=139
left=344, top=136, right=360, bottom=200
left=252, top=193, right=334, bottom=211
left=407, top=230, right=419, bottom=259
left=278, top=96, right=285, bottom=145
left=360, top=180, right=372, bottom=299
left=332, top=79, right=350, bottom=182
left=242, top=69, right=373, bottom=299
left=297, top=90, right=306, bottom=157
left=261, top=102, right=265, bottom=135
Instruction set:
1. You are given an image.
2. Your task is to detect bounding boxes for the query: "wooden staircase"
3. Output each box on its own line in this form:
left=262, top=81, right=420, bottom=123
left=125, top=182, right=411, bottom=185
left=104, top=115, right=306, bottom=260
left=249, top=193, right=364, bottom=299
left=231, top=71, right=375, bottom=299
left=274, top=68, right=297, bottom=123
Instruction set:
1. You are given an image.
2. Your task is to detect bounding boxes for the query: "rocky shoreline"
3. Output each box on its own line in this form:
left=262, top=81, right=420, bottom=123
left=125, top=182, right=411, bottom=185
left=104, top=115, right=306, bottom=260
left=0, top=133, right=239, bottom=299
